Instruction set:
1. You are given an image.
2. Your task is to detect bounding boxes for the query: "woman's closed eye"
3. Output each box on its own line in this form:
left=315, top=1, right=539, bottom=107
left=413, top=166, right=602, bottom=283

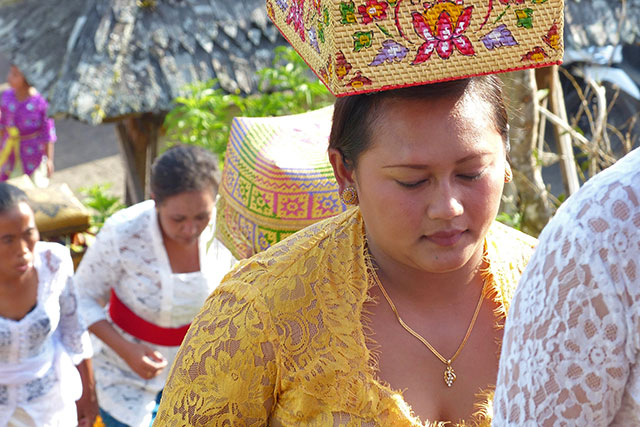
left=396, top=179, right=428, bottom=188
left=458, top=169, right=486, bottom=181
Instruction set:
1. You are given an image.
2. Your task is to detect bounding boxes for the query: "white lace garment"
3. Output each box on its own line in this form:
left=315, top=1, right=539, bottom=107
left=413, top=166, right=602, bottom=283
left=0, top=242, right=92, bottom=427
left=75, top=200, right=237, bottom=427
left=493, top=147, right=640, bottom=426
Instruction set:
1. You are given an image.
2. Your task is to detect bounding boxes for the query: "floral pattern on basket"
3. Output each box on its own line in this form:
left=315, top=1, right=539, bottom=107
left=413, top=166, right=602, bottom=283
left=267, top=0, right=564, bottom=96
left=216, top=107, right=348, bottom=260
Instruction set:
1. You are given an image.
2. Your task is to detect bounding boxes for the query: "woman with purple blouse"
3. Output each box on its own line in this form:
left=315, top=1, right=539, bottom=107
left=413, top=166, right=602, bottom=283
left=0, top=65, right=57, bottom=187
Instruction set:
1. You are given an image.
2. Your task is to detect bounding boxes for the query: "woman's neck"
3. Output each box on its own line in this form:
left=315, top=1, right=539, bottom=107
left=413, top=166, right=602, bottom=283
left=13, top=86, right=31, bottom=102
left=0, top=267, right=37, bottom=295
left=162, top=233, right=201, bottom=274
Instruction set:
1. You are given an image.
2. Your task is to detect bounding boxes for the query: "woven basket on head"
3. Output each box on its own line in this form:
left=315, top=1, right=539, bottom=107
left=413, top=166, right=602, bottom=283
left=216, top=106, right=348, bottom=260
left=267, top=0, right=564, bottom=95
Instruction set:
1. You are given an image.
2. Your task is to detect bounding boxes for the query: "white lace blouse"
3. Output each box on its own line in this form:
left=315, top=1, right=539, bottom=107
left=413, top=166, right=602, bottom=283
left=0, top=242, right=92, bottom=427
left=493, top=147, right=640, bottom=426
left=75, top=200, right=237, bottom=427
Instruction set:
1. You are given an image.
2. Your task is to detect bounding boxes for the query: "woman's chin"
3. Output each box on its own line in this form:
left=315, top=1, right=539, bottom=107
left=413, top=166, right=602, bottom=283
left=413, top=244, right=481, bottom=274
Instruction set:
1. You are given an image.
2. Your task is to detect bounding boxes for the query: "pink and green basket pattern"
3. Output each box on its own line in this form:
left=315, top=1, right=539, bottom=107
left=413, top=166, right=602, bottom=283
left=266, top=0, right=564, bottom=96
left=216, top=107, right=347, bottom=259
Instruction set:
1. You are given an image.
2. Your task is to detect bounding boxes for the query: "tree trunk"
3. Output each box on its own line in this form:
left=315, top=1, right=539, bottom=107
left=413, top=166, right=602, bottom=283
left=115, top=113, right=164, bottom=205
left=501, top=70, right=553, bottom=236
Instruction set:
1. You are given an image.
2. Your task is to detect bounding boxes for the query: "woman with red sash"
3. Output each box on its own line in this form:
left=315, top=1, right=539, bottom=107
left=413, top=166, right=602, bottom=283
left=75, top=145, right=236, bottom=426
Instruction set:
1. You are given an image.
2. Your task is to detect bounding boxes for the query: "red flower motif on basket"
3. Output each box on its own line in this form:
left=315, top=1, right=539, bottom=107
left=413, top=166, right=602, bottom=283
left=358, top=0, right=388, bottom=24
left=542, top=22, right=561, bottom=50
left=286, top=0, right=306, bottom=41
left=412, top=2, right=475, bottom=63
left=335, top=51, right=353, bottom=80
left=347, top=71, right=373, bottom=89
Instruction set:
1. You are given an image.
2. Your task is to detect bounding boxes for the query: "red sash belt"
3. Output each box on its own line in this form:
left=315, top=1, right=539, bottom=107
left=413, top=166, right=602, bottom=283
left=108, top=289, right=190, bottom=346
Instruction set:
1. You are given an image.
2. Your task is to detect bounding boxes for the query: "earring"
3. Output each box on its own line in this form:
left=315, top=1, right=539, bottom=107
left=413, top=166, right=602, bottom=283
left=341, top=186, right=358, bottom=205
left=504, top=166, right=513, bottom=183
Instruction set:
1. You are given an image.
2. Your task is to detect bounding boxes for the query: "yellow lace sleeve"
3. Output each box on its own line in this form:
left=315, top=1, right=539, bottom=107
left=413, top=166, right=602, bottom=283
left=155, top=281, right=280, bottom=426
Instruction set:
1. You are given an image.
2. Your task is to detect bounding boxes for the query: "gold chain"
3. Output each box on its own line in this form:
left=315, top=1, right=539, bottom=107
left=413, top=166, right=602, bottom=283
left=366, top=256, right=487, bottom=387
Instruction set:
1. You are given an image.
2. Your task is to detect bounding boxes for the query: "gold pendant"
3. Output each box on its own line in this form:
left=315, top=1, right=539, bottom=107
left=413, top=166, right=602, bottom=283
left=444, top=364, right=456, bottom=387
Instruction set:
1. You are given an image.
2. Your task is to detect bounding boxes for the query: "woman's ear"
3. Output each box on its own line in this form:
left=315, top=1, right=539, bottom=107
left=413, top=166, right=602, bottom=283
left=328, top=148, right=356, bottom=195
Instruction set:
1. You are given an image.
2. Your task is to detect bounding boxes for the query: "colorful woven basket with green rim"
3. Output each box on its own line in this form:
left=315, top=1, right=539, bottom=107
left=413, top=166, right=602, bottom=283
left=216, top=106, right=348, bottom=260
left=266, top=0, right=564, bottom=96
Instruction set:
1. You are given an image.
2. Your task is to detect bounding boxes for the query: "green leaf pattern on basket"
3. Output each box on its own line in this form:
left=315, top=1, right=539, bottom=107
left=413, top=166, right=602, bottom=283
left=340, top=1, right=358, bottom=24
left=515, top=8, right=534, bottom=29
left=353, top=31, right=374, bottom=51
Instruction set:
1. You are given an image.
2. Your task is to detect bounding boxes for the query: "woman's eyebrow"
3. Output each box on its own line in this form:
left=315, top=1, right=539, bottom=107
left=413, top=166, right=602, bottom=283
left=383, top=153, right=492, bottom=169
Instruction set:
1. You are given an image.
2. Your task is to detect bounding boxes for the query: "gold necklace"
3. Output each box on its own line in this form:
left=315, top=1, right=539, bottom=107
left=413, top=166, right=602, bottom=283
left=366, top=257, right=487, bottom=388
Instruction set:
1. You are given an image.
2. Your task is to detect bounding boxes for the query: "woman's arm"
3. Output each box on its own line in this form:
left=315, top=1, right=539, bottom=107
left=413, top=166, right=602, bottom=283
left=54, top=247, right=98, bottom=425
left=75, top=221, right=119, bottom=329
left=75, top=358, right=98, bottom=427
left=493, top=219, right=633, bottom=425
left=46, top=141, right=54, bottom=176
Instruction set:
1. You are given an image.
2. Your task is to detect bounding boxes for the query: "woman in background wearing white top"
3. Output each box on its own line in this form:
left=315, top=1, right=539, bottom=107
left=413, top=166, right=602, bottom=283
left=0, top=182, right=96, bottom=426
left=75, top=145, right=236, bottom=427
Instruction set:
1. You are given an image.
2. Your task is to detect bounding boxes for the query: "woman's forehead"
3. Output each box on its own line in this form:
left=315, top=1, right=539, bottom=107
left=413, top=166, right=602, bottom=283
left=0, top=203, right=35, bottom=227
left=362, top=97, right=503, bottom=162
left=372, top=96, right=494, bottom=137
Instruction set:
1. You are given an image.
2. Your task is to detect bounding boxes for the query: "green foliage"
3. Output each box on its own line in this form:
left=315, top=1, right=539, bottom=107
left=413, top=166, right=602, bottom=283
left=496, top=211, right=523, bottom=231
left=556, top=193, right=567, bottom=204
left=80, top=184, right=124, bottom=232
left=163, top=46, right=334, bottom=159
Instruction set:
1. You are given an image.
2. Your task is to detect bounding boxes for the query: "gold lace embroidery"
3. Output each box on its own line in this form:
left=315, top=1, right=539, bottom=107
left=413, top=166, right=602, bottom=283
left=156, top=209, right=536, bottom=426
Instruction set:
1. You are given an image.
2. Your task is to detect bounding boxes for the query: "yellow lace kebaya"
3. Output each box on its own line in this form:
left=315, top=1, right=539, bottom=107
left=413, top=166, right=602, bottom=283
left=155, top=207, right=536, bottom=426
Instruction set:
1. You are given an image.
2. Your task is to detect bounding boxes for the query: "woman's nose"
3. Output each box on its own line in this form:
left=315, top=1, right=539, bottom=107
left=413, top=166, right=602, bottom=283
left=182, top=221, right=197, bottom=234
left=427, top=182, right=464, bottom=220
left=19, top=238, right=31, bottom=256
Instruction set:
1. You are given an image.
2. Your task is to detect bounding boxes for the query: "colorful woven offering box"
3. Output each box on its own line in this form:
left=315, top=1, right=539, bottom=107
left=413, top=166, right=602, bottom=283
left=216, top=107, right=347, bottom=259
left=267, top=0, right=564, bottom=95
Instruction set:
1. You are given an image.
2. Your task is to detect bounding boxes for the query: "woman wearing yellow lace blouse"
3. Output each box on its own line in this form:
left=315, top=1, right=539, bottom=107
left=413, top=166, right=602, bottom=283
left=155, top=76, right=537, bottom=426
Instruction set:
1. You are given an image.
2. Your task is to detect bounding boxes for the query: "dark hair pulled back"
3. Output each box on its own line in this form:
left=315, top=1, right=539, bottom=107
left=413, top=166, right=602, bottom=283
left=329, top=75, right=509, bottom=169
left=151, top=145, right=220, bottom=205
left=0, top=182, right=29, bottom=215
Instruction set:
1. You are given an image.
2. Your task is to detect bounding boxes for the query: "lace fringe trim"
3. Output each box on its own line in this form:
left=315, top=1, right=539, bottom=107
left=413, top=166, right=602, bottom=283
left=359, top=239, right=505, bottom=426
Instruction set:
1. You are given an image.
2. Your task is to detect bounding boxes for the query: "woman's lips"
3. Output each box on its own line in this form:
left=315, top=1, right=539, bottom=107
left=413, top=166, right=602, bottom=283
left=15, top=262, right=30, bottom=273
left=425, top=230, right=465, bottom=247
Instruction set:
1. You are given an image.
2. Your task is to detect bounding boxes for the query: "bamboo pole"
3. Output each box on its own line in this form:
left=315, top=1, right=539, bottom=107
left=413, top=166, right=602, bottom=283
left=549, top=65, right=581, bottom=195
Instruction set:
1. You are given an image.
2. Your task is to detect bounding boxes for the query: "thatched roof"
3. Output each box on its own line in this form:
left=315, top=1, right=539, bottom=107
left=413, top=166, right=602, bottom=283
left=0, top=0, right=286, bottom=124
left=565, top=0, right=640, bottom=50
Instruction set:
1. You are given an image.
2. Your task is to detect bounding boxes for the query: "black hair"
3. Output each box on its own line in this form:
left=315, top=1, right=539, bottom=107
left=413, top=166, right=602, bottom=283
left=150, top=145, right=220, bottom=205
left=0, top=182, right=29, bottom=215
left=329, top=75, right=509, bottom=169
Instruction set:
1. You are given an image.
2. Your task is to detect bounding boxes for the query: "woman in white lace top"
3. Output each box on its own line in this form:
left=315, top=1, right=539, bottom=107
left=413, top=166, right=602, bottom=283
left=0, top=183, right=96, bottom=426
left=75, top=146, right=236, bottom=427
left=493, top=147, right=640, bottom=426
